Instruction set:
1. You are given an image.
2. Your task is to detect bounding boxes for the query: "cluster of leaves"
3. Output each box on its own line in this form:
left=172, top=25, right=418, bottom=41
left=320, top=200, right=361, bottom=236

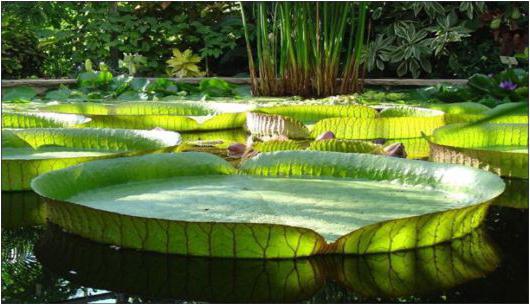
left=365, top=2, right=529, bottom=78
left=1, top=2, right=248, bottom=78
left=2, top=69, right=250, bottom=104
left=0, top=19, right=45, bottom=78
left=415, top=68, right=529, bottom=107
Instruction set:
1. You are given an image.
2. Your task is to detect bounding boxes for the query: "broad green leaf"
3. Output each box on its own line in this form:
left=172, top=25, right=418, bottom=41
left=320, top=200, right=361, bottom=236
left=181, top=129, right=248, bottom=149
left=253, top=140, right=305, bottom=152
left=198, top=112, right=247, bottom=131
left=429, top=123, right=528, bottom=178
left=41, top=102, right=246, bottom=131
left=308, top=139, right=385, bottom=154
left=426, top=102, right=491, bottom=114
left=32, top=151, right=504, bottom=258
left=2, top=128, right=182, bottom=191
left=35, top=225, right=497, bottom=302
left=1, top=191, right=46, bottom=228
left=2, top=86, right=38, bottom=102
left=311, top=115, right=445, bottom=139
left=379, top=106, right=443, bottom=118
left=84, top=114, right=201, bottom=131
left=2, top=112, right=90, bottom=128
left=43, top=102, right=212, bottom=116
left=257, top=105, right=377, bottom=124
left=44, top=88, right=72, bottom=100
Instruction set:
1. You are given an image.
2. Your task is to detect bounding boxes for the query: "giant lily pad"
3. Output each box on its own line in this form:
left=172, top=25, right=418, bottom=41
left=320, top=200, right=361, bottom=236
left=429, top=123, right=528, bottom=178
left=256, top=104, right=377, bottom=124
left=41, top=102, right=247, bottom=131
left=2, top=128, right=182, bottom=191
left=35, top=226, right=498, bottom=302
left=2, top=112, right=90, bottom=128
left=31, top=151, right=504, bottom=258
left=311, top=107, right=445, bottom=139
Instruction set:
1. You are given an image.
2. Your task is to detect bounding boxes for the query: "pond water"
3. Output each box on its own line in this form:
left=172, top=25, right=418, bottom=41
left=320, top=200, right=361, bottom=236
left=1, top=177, right=528, bottom=303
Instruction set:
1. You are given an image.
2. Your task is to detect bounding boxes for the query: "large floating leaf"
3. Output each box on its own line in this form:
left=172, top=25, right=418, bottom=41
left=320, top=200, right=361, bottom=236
left=257, top=104, right=377, bottom=123
left=35, top=226, right=498, bottom=302
left=429, top=123, right=528, bottom=178
left=181, top=129, right=248, bottom=148
left=2, top=86, right=38, bottom=102
left=32, top=151, right=504, bottom=258
left=311, top=115, right=445, bottom=139
left=379, top=106, right=443, bottom=118
left=43, top=101, right=213, bottom=116
left=1, top=191, right=46, bottom=228
left=42, top=102, right=246, bottom=131
left=444, top=102, right=529, bottom=124
left=308, top=139, right=385, bottom=154
left=2, top=112, right=90, bottom=128
left=2, top=128, right=182, bottom=191
left=84, top=114, right=201, bottom=131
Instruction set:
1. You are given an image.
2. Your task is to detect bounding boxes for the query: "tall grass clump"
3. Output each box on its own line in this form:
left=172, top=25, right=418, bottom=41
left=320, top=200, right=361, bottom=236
left=240, top=2, right=368, bottom=98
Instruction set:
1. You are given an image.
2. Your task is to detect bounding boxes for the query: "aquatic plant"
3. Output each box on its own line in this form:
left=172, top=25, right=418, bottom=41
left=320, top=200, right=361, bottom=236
left=240, top=2, right=368, bottom=97
left=428, top=123, right=528, bottom=178
left=2, top=128, right=182, bottom=191
left=31, top=151, right=504, bottom=258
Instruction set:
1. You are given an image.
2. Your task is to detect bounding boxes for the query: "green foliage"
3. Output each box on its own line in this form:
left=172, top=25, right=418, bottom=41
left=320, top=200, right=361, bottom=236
left=1, top=22, right=45, bottom=78
left=118, top=53, right=147, bottom=76
left=242, top=2, right=368, bottom=97
left=1, top=87, right=38, bottom=103
left=166, top=49, right=205, bottom=77
left=1, top=2, right=246, bottom=78
left=365, top=2, right=528, bottom=78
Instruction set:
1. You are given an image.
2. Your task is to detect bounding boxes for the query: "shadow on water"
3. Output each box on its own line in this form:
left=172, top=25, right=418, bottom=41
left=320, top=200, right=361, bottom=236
left=1, top=178, right=528, bottom=303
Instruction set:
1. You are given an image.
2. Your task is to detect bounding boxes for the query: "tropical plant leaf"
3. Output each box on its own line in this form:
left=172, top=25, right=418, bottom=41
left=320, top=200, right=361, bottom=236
left=379, top=106, right=443, bottom=118
left=426, top=102, right=491, bottom=115
left=253, top=140, right=305, bottom=153
left=308, top=139, right=385, bottom=154
left=197, top=112, right=247, bottom=131
left=2, top=86, right=37, bottom=102
left=257, top=105, right=378, bottom=124
left=181, top=129, right=248, bottom=149
left=35, top=225, right=497, bottom=302
left=2, top=112, right=90, bottom=128
left=429, top=123, right=528, bottom=178
left=32, top=151, right=504, bottom=258
left=2, top=128, right=182, bottom=191
left=311, top=115, right=445, bottom=139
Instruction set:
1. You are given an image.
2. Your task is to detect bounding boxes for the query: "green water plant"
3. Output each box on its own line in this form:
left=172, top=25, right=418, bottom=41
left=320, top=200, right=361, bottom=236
left=240, top=2, right=368, bottom=97
left=31, top=151, right=504, bottom=258
left=2, top=128, right=182, bottom=191
left=41, top=101, right=247, bottom=132
left=428, top=123, right=528, bottom=178
left=166, top=48, right=205, bottom=78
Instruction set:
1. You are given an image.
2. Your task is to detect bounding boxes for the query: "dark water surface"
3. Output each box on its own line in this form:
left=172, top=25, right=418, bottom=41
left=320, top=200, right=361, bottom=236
left=1, top=179, right=528, bottom=304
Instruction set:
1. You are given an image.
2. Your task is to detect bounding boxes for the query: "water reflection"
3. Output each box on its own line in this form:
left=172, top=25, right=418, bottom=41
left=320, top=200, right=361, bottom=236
left=493, top=178, right=529, bottom=209
left=34, top=225, right=498, bottom=303
left=2, top=192, right=46, bottom=229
